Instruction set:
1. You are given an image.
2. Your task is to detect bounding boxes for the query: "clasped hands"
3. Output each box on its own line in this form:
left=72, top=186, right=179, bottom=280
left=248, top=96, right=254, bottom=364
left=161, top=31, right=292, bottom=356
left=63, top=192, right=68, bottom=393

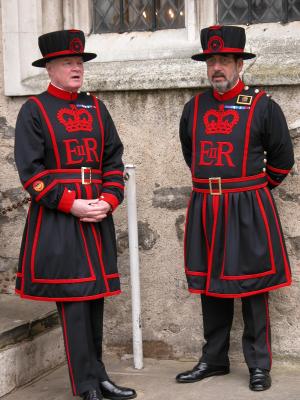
left=70, top=199, right=111, bottom=223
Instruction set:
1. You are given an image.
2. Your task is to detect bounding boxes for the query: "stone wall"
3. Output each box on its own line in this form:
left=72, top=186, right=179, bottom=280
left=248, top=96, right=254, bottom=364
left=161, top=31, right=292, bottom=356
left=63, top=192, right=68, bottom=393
left=0, top=7, right=299, bottom=361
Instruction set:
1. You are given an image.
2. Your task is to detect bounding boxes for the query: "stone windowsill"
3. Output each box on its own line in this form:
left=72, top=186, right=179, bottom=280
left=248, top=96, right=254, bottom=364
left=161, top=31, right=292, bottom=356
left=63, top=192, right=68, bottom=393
left=22, top=52, right=300, bottom=94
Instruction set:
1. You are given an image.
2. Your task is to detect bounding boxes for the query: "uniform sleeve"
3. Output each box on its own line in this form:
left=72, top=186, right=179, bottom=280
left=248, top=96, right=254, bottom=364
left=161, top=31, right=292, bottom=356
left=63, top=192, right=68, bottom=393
left=262, top=98, right=294, bottom=189
left=14, top=100, right=76, bottom=213
left=99, top=102, right=125, bottom=212
left=179, top=100, right=193, bottom=169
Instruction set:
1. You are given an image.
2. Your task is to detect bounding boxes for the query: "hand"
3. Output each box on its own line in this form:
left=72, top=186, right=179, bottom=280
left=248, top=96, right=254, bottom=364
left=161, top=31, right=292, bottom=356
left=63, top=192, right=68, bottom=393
left=70, top=199, right=111, bottom=222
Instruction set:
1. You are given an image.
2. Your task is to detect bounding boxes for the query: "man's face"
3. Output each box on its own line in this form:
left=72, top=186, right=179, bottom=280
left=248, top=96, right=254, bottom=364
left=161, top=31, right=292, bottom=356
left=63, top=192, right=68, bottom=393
left=46, top=56, right=84, bottom=92
left=206, top=54, right=243, bottom=93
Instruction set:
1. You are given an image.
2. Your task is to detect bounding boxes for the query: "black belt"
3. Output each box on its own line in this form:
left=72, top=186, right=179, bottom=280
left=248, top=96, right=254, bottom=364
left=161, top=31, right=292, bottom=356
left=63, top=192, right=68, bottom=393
left=192, top=173, right=268, bottom=195
left=24, top=167, right=102, bottom=189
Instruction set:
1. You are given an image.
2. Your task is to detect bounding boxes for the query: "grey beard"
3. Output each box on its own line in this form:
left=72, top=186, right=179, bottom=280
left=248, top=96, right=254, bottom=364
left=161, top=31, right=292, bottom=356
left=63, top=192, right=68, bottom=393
left=211, top=80, right=231, bottom=93
left=210, top=72, right=240, bottom=93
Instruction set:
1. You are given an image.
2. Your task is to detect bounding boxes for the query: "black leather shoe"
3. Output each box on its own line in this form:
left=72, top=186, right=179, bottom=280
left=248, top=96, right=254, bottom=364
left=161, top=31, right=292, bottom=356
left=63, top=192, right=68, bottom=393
left=249, top=368, right=271, bottom=391
left=82, top=390, right=102, bottom=400
left=176, top=362, right=230, bottom=383
left=99, top=380, right=137, bottom=400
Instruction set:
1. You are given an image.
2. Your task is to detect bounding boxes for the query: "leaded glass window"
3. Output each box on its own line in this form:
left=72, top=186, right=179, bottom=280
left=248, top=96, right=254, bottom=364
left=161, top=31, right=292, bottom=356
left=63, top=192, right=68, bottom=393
left=92, top=0, right=185, bottom=33
left=218, top=0, right=300, bottom=24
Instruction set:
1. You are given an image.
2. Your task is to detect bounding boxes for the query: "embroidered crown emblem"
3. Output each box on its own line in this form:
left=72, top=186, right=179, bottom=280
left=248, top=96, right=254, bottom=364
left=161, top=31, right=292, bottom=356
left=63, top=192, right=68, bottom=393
left=57, top=105, right=93, bottom=132
left=203, top=105, right=239, bottom=135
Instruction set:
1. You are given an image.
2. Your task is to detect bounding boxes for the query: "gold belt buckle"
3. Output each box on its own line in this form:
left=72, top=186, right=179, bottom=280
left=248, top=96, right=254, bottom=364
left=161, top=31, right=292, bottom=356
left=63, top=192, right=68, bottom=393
left=209, top=177, right=222, bottom=195
left=81, top=167, right=92, bottom=185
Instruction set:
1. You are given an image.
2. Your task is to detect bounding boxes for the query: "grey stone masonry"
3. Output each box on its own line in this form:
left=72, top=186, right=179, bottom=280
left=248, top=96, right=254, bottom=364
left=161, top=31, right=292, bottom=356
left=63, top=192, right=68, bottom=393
left=0, top=295, right=64, bottom=397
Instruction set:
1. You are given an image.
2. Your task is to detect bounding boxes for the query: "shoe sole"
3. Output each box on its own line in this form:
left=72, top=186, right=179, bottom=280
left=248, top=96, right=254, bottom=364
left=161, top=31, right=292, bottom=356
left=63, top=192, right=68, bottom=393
left=176, top=370, right=230, bottom=383
left=249, top=385, right=271, bottom=391
left=102, top=394, right=137, bottom=400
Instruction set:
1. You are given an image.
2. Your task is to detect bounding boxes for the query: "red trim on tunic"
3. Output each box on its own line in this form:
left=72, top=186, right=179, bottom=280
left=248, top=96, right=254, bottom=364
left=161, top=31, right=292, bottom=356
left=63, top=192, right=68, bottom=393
left=256, top=190, right=276, bottom=273
left=102, top=182, right=124, bottom=189
left=192, top=95, right=200, bottom=175
left=75, top=182, right=81, bottom=199
left=202, top=193, right=210, bottom=257
left=57, top=188, right=76, bottom=213
left=93, top=96, right=105, bottom=169
left=61, top=304, right=77, bottom=395
left=106, top=273, right=120, bottom=279
left=266, top=164, right=291, bottom=174
left=242, top=91, right=265, bottom=176
left=189, top=280, right=291, bottom=298
left=78, top=221, right=96, bottom=278
left=267, top=175, right=280, bottom=187
left=222, top=270, right=275, bottom=280
left=47, top=83, right=78, bottom=101
left=220, top=193, right=229, bottom=278
left=213, top=79, right=244, bottom=102
left=183, top=193, right=193, bottom=268
left=21, top=205, right=32, bottom=294
left=100, top=193, right=119, bottom=211
left=264, top=188, right=291, bottom=282
left=33, top=277, right=96, bottom=284
left=16, top=288, right=122, bottom=302
left=205, top=196, right=220, bottom=291
left=29, top=97, right=61, bottom=168
left=103, top=170, right=124, bottom=177
left=31, top=207, right=43, bottom=282
left=90, top=224, right=110, bottom=292
left=85, top=185, right=93, bottom=200
left=185, top=270, right=207, bottom=276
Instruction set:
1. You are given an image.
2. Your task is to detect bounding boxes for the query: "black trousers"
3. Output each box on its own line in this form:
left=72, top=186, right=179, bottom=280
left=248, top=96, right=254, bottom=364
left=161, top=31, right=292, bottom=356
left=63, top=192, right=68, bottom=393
left=56, top=299, right=109, bottom=396
left=200, top=293, right=272, bottom=370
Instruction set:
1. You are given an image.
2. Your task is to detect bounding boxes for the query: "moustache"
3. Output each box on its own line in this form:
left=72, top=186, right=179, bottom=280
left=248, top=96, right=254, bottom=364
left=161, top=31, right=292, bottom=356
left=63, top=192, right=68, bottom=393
left=212, top=73, right=226, bottom=79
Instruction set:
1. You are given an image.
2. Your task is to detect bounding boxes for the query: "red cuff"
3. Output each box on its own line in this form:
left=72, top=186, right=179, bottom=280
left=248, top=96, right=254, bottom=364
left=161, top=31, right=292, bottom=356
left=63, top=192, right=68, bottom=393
left=99, top=193, right=120, bottom=212
left=57, top=188, right=76, bottom=213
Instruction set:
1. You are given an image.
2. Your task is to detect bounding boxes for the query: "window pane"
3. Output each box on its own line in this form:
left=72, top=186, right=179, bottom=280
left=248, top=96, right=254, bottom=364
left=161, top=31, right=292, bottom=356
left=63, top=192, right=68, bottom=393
left=156, top=0, right=185, bottom=29
left=218, top=0, right=249, bottom=24
left=251, top=0, right=283, bottom=23
left=92, top=0, right=185, bottom=33
left=123, top=0, right=153, bottom=31
left=93, top=0, right=120, bottom=33
left=218, top=0, right=300, bottom=24
left=288, top=0, right=300, bottom=21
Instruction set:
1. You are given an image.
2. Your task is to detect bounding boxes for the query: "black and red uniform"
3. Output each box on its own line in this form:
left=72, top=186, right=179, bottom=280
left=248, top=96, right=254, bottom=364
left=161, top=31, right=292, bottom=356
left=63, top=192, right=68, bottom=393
left=14, top=84, right=125, bottom=395
left=180, top=79, right=294, bottom=369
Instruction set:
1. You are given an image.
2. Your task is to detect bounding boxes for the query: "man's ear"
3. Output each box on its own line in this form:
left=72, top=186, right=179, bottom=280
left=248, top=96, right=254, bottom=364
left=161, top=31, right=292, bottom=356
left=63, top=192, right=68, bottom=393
left=238, top=58, right=244, bottom=73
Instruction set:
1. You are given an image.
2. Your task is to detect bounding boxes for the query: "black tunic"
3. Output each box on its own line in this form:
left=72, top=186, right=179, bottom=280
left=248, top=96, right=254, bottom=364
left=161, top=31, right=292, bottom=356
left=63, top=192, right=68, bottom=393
left=15, top=84, right=124, bottom=301
left=180, top=80, right=294, bottom=298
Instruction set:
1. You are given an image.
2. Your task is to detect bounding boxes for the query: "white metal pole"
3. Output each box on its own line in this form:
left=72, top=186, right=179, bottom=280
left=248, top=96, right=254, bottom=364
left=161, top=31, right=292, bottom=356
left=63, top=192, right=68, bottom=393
left=125, top=164, right=143, bottom=369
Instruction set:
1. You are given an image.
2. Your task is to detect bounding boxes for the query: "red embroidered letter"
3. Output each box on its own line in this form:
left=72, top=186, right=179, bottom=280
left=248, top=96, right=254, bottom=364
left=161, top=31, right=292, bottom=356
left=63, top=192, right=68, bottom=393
left=199, top=141, right=214, bottom=166
left=64, top=139, right=84, bottom=165
left=82, top=138, right=99, bottom=163
left=215, top=142, right=235, bottom=167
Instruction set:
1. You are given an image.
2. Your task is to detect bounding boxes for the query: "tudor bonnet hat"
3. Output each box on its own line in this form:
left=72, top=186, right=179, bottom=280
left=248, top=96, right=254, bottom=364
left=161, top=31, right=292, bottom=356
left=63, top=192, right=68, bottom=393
left=32, top=29, right=97, bottom=67
left=192, top=25, right=256, bottom=61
